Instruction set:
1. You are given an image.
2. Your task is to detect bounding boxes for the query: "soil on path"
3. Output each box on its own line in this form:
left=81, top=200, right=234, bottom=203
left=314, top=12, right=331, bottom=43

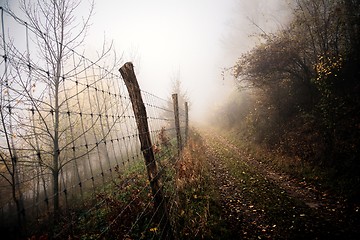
left=201, top=129, right=359, bottom=239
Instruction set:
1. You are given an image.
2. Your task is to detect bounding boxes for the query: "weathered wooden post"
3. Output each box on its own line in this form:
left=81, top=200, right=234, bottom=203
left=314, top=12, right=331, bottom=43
left=185, top=102, right=189, bottom=144
left=119, top=62, right=172, bottom=239
left=172, top=94, right=182, bottom=155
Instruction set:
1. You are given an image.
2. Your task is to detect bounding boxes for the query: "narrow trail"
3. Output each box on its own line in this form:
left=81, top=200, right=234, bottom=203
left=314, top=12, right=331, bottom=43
left=200, top=129, right=359, bottom=239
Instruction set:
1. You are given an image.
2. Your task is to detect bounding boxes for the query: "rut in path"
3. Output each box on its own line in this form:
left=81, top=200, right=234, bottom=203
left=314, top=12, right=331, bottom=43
left=201, top=129, right=359, bottom=239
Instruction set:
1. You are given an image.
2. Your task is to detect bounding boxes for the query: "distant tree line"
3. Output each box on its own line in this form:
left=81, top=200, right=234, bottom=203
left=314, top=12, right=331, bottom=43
left=220, top=0, right=359, bottom=175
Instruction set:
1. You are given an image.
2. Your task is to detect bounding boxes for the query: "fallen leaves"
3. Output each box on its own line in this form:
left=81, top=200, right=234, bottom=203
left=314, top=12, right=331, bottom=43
left=202, top=129, right=359, bottom=239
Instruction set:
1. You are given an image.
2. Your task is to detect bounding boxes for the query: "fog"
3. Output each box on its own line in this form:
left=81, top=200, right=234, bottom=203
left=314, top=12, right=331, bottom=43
left=3, top=0, right=292, bottom=122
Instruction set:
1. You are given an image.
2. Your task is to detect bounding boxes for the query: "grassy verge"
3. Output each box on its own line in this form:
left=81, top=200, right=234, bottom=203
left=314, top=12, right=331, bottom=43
left=226, top=129, right=360, bottom=202
left=26, top=129, right=219, bottom=239
left=170, top=129, right=226, bottom=239
left=54, top=159, right=155, bottom=239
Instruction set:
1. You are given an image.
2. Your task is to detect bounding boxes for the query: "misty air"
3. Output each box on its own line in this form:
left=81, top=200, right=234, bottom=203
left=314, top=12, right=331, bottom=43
left=0, top=0, right=359, bottom=239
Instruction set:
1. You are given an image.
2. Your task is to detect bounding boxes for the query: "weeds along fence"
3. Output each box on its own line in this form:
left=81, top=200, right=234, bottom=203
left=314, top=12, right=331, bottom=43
left=0, top=7, right=188, bottom=239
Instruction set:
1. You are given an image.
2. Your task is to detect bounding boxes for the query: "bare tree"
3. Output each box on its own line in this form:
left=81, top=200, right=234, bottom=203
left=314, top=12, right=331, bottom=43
left=162, top=69, right=189, bottom=141
left=170, top=69, right=189, bottom=109
left=0, top=0, right=121, bottom=226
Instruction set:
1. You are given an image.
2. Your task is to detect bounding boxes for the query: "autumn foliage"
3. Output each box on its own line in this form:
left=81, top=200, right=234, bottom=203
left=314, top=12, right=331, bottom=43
left=219, top=0, right=360, bottom=199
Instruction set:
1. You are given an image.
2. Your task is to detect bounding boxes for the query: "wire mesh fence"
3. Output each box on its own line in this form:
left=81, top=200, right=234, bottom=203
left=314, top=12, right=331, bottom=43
left=0, top=7, right=188, bottom=239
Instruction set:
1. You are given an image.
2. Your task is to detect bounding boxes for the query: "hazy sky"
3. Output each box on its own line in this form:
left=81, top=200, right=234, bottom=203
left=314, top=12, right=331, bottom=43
left=2, top=0, right=291, bottom=121
left=86, top=0, right=239, bottom=120
left=87, top=0, right=291, bottom=120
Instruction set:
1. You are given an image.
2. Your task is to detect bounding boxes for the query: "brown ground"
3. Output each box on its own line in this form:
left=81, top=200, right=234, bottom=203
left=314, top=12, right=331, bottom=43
left=201, top=129, right=359, bottom=239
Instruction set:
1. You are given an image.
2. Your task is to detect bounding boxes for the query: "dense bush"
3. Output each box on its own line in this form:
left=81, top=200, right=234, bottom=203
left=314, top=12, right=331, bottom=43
left=223, top=0, right=360, bottom=171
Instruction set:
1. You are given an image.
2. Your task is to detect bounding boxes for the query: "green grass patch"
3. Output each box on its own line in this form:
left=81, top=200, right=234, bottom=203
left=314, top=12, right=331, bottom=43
left=205, top=134, right=343, bottom=239
left=225, top=129, right=360, bottom=202
left=33, top=129, right=219, bottom=239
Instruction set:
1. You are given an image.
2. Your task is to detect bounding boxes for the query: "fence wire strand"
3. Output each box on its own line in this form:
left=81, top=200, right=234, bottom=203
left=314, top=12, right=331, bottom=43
left=0, top=7, right=188, bottom=239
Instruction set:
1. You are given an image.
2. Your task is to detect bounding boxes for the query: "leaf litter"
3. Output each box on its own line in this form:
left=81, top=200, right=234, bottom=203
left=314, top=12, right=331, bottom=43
left=200, top=128, right=359, bottom=239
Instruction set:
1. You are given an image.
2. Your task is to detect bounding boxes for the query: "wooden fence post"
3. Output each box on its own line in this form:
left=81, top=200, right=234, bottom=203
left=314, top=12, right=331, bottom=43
left=185, top=102, right=189, bottom=144
left=172, top=94, right=182, bottom=155
left=119, top=62, right=172, bottom=238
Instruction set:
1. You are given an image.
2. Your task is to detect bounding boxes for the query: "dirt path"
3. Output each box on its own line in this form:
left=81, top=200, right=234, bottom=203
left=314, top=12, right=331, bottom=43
left=201, top=129, right=359, bottom=239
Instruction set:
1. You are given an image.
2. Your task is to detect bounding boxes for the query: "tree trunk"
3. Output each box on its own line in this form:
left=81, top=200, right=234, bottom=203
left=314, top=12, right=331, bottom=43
left=53, top=66, right=61, bottom=222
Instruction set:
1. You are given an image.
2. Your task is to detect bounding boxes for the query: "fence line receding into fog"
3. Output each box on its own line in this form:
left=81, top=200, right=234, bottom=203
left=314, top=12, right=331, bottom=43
left=0, top=7, right=188, bottom=239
